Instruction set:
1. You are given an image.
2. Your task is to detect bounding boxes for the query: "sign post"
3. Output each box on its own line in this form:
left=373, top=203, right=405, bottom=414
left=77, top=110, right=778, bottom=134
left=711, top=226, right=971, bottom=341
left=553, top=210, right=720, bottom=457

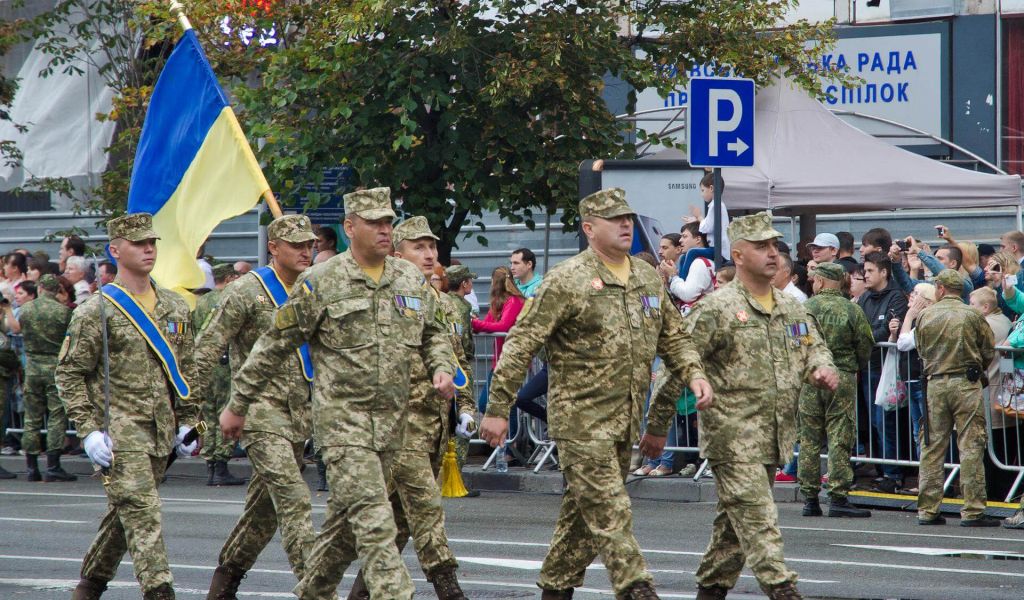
left=687, top=77, right=756, bottom=267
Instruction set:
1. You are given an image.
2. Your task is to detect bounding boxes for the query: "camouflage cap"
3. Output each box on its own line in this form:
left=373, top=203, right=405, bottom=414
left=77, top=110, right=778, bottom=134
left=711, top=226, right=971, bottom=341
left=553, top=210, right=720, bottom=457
left=578, top=188, right=635, bottom=219
left=446, top=264, right=476, bottom=285
left=933, top=268, right=965, bottom=290
left=811, top=262, right=845, bottom=282
left=38, top=273, right=61, bottom=294
left=108, top=213, right=159, bottom=242
left=211, top=263, right=236, bottom=280
left=268, top=214, right=317, bottom=243
left=392, top=215, right=439, bottom=249
left=344, top=187, right=397, bottom=221
left=727, top=212, right=784, bottom=244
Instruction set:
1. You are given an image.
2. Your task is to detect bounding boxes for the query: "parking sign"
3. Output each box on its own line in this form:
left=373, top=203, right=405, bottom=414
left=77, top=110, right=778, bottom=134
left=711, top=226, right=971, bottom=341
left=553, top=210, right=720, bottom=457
left=687, top=77, right=756, bottom=168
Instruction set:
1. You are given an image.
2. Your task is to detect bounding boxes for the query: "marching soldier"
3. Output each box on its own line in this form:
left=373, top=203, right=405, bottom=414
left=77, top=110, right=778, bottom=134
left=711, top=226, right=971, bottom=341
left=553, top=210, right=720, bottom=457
left=445, top=264, right=477, bottom=473
left=346, top=216, right=475, bottom=600
left=915, top=269, right=998, bottom=527
left=643, top=212, right=838, bottom=600
left=199, top=215, right=318, bottom=597
left=19, top=274, right=75, bottom=482
left=192, top=263, right=245, bottom=486
left=480, top=188, right=711, bottom=600
left=797, top=262, right=873, bottom=518
left=56, top=213, right=201, bottom=600
left=231, top=188, right=457, bottom=600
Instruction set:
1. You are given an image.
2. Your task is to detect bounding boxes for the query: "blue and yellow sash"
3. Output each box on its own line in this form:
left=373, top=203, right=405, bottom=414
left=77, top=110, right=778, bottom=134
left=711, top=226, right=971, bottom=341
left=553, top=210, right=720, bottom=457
left=253, top=266, right=315, bottom=382
left=100, top=284, right=191, bottom=399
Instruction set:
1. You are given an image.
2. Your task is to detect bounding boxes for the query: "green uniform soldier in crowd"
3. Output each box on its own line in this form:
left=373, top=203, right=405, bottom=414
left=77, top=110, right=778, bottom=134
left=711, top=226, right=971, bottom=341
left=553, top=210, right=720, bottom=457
left=644, top=212, right=838, bottom=600
left=480, top=188, right=712, bottom=600
left=915, top=269, right=999, bottom=527
left=346, top=216, right=476, bottom=600
left=19, top=273, right=76, bottom=482
left=197, top=215, right=319, bottom=598
left=192, top=263, right=245, bottom=487
left=445, top=264, right=477, bottom=472
left=55, top=213, right=202, bottom=600
left=231, top=188, right=457, bottom=600
left=796, top=262, right=874, bottom=518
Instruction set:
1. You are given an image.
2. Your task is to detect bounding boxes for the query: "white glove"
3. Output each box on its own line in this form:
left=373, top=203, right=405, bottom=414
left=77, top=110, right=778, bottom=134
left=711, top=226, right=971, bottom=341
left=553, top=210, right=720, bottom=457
left=455, top=413, right=475, bottom=439
left=175, top=425, right=198, bottom=458
left=83, top=431, right=113, bottom=468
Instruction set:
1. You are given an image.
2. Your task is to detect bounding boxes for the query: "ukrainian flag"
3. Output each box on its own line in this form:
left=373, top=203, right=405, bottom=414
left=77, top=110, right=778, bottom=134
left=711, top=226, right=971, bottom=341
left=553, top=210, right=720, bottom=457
left=127, top=29, right=269, bottom=294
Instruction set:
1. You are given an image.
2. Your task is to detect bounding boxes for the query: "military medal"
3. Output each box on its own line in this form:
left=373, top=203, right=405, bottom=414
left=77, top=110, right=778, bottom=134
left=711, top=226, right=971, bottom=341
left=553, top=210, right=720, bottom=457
left=736, top=310, right=749, bottom=323
left=591, top=278, right=604, bottom=290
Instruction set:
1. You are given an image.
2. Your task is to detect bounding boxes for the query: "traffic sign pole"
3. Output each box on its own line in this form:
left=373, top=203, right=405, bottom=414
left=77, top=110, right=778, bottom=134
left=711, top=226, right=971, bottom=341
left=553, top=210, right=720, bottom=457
left=713, top=167, right=723, bottom=268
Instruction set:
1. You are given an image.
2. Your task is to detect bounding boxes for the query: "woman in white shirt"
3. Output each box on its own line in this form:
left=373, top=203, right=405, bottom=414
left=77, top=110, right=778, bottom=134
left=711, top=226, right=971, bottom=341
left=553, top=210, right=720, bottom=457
left=659, top=223, right=714, bottom=315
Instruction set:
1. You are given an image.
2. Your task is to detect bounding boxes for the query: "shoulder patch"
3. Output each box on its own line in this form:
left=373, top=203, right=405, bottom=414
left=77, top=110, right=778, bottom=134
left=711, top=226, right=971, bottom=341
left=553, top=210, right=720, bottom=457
left=274, top=304, right=299, bottom=330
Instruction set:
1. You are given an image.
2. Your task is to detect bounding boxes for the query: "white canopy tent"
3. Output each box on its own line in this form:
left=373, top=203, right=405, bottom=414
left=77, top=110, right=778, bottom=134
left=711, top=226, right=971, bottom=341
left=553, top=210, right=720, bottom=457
left=721, top=78, right=1022, bottom=214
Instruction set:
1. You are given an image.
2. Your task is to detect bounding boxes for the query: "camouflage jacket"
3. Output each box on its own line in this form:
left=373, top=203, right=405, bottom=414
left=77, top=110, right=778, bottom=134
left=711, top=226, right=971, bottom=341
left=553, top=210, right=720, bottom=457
left=195, top=271, right=311, bottom=442
left=18, top=294, right=72, bottom=357
left=647, top=280, right=834, bottom=465
left=803, top=288, right=874, bottom=374
left=191, top=288, right=222, bottom=333
left=232, top=251, right=455, bottom=451
left=55, top=279, right=199, bottom=456
left=915, top=296, right=994, bottom=377
left=402, top=288, right=475, bottom=454
left=448, top=292, right=475, bottom=362
left=485, top=248, right=705, bottom=443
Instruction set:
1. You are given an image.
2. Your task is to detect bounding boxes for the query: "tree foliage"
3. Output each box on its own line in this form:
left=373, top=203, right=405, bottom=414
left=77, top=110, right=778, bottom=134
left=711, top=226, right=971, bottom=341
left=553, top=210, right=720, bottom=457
left=16, top=0, right=840, bottom=258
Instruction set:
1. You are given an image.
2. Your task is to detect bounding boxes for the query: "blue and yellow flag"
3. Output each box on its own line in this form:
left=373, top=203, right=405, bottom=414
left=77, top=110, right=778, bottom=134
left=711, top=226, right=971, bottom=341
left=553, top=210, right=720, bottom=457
left=127, top=29, right=269, bottom=296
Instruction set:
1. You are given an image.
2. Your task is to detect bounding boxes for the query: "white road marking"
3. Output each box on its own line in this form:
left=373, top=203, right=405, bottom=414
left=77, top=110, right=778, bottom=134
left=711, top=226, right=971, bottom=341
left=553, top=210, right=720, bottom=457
left=835, top=544, right=1024, bottom=559
left=781, top=525, right=1024, bottom=544
left=0, top=517, right=89, bottom=524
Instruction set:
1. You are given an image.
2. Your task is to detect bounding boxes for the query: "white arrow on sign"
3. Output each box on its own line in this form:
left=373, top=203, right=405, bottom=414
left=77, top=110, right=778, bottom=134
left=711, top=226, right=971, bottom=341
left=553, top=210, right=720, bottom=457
left=727, top=138, right=749, bottom=156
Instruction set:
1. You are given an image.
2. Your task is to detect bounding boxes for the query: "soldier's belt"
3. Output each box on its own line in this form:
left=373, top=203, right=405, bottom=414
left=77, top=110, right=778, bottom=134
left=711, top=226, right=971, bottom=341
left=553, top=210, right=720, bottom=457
left=927, top=373, right=967, bottom=381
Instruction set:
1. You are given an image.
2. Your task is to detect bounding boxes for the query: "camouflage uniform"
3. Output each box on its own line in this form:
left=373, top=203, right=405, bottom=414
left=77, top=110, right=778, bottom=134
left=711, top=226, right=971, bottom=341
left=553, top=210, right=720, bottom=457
left=445, top=264, right=477, bottom=469
left=384, top=217, right=475, bottom=584
left=486, top=188, right=706, bottom=597
left=19, top=285, right=73, bottom=456
left=915, top=270, right=995, bottom=521
left=54, top=213, right=200, bottom=595
left=647, top=213, right=835, bottom=595
left=797, top=264, right=874, bottom=502
left=192, top=286, right=235, bottom=462
left=231, top=189, right=456, bottom=600
left=195, top=215, right=317, bottom=584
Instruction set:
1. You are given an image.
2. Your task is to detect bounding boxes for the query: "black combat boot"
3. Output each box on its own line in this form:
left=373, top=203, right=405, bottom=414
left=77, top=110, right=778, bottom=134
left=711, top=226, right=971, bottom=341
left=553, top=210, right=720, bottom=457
left=210, top=461, right=246, bottom=486
left=44, top=451, right=77, bottom=482
left=207, top=564, right=246, bottom=600
left=801, top=497, right=822, bottom=517
left=345, top=569, right=369, bottom=600
left=695, top=584, right=729, bottom=600
left=428, top=567, right=467, bottom=600
left=71, top=576, right=108, bottom=600
left=316, top=458, right=328, bottom=492
left=828, top=496, right=871, bottom=518
left=766, top=581, right=803, bottom=600
left=25, top=453, right=40, bottom=481
left=143, top=583, right=175, bottom=600
left=540, top=588, right=574, bottom=600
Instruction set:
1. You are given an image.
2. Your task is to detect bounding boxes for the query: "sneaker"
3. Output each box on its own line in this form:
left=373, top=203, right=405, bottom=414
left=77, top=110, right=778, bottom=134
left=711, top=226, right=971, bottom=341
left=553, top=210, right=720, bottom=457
left=702, top=467, right=714, bottom=479
left=632, top=465, right=655, bottom=477
left=1002, top=510, right=1024, bottom=529
left=775, top=471, right=797, bottom=483
left=679, top=463, right=698, bottom=478
left=650, top=465, right=673, bottom=477
left=872, top=477, right=899, bottom=494
left=1, top=446, right=16, bottom=456
left=960, top=515, right=1002, bottom=528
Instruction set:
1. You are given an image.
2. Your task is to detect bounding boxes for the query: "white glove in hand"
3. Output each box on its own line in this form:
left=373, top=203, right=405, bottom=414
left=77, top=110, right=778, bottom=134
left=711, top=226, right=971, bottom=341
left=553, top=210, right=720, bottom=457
left=175, top=425, right=198, bottom=457
left=83, top=431, right=113, bottom=468
left=455, top=413, right=476, bottom=439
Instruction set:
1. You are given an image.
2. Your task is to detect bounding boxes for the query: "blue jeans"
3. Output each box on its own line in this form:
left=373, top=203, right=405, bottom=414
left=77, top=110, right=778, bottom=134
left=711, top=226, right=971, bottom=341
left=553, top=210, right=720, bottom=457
left=907, top=381, right=925, bottom=460
left=782, top=444, right=799, bottom=476
left=643, top=417, right=677, bottom=470
left=514, top=364, right=548, bottom=422
left=861, top=367, right=902, bottom=480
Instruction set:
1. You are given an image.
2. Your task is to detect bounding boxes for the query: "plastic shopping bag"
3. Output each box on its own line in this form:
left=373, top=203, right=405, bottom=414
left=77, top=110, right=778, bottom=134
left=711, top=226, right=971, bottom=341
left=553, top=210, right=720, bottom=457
left=874, top=350, right=907, bottom=412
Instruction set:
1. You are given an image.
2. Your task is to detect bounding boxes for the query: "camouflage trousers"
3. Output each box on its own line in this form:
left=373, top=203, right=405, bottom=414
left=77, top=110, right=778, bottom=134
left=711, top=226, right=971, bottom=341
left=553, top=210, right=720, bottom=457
left=293, top=445, right=413, bottom=600
left=455, top=435, right=469, bottom=469
left=200, top=364, right=234, bottom=462
left=797, top=371, right=857, bottom=501
left=21, top=355, right=67, bottom=455
left=218, top=432, right=314, bottom=579
left=918, top=376, right=988, bottom=520
left=696, top=462, right=797, bottom=592
left=538, top=438, right=651, bottom=596
left=80, top=451, right=172, bottom=593
left=390, top=447, right=458, bottom=575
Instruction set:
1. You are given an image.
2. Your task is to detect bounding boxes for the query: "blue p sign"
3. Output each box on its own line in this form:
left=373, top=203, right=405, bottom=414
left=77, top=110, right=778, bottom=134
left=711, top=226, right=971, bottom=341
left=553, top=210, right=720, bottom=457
left=687, top=77, right=756, bottom=168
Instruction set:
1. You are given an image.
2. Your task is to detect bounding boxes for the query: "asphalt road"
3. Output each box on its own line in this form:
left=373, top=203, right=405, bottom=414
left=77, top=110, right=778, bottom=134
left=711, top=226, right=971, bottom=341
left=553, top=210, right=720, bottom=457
left=1, top=463, right=1023, bottom=599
